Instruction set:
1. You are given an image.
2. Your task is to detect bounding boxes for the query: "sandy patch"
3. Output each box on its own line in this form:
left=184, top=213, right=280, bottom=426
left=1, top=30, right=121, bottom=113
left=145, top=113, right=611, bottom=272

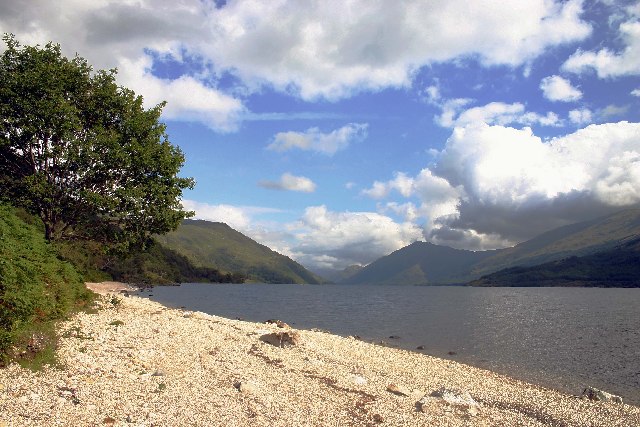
left=85, top=281, right=137, bottom=295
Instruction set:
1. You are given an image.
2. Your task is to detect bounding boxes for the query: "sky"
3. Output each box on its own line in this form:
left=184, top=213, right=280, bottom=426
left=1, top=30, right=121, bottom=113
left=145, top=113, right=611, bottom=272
left=2, top=0, right=640, bottom=275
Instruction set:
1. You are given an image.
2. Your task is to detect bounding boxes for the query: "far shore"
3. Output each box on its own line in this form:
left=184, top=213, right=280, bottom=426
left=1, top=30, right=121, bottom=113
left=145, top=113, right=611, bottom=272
left=0, top=283, right=638, bottom=426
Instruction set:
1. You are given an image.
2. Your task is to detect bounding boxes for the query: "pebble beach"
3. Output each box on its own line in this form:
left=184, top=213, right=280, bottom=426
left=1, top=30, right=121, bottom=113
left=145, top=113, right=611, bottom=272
left=1, top=285, right=639, bottom=427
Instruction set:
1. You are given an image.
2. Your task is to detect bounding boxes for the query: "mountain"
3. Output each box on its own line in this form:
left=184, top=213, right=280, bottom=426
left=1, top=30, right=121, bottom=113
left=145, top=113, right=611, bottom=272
left=343, top=209, right=640, bottom=285
left=470, top=209, right=640, bottom=278
left=342, top=241, right=495, bottom=285
left=155, top=219, right=326, bottom=284
left=470, top=236, right=640, bottom=287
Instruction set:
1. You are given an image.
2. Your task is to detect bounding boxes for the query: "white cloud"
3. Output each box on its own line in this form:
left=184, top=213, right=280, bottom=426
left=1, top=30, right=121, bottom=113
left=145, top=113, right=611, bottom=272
left=437, top=101, right=562, bottom=128
left=631, top=88, right=640, bottom=97
left=540, top=75, right=582, bottom=102
left=563, top=20, right=640, bottom=77
left=181, top=199, right=280, bottom=231
left=259, top=173, right=317, bottom=193
left=117, top=56, right=245, bottom=132
left=267, top=123, right=368, bottom=155
left=568, top=108, right=593, bottom=124
left=0, top=0, right=591, bottom=104
left=366, top=121, right=640, bottom=249
left=290, top=205, right=423, bottom=269
left=362, top=172, right=415, bottom=199
left=0, top=1, right=247, bottom=132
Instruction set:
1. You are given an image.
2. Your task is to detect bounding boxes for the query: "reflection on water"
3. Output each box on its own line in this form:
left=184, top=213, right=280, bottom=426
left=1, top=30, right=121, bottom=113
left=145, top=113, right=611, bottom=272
left=141, top=284, right=640, bottom=405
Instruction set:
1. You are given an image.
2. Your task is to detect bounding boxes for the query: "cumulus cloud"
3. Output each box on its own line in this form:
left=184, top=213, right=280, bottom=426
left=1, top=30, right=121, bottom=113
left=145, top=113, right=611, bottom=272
left=289, top=206, right=423, bottom=269
left=267, top=123, right=368, bottom=155
left=632, top=88, right=640, bottom=97
left=0, top=1, right=247, bottom=132
left=181, top=199, right=283, bottom=231
left=0, top=0, right=592, bottom=105
left=205, top=0, right=590, bottom=99
left=365, top=121, right=640, bottom=249
left=259, top=173, right=317, bottom=193
left=568, top=108, right=593, bottom=125
left=540, top=75, right=582, bottom=102
left=563, top=20, right=640, bottom=77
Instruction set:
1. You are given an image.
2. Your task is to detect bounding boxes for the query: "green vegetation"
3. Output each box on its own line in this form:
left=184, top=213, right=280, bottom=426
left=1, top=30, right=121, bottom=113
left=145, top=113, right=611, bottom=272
left=156, top=220, right=326, bottom=284
left=0, top=36, right=224, bottom=365
left=0, top=203, right=93, bottom=365
left=0, top=35, right=193, bottom=252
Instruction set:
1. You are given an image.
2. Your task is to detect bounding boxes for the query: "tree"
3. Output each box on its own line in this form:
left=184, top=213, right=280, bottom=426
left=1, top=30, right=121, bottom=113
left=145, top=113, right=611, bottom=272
left=0, top=35, right=194, bottom=251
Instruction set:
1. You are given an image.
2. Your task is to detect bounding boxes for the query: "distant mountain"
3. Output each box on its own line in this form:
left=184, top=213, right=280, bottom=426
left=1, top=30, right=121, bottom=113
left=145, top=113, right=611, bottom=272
left=342, top=241, right=495, bottom=285
left=470, top=209, right=640, bottom=278
left=470, top=236, right=640, bottom=287
left=343, top=209, right=640, bottom=286
left=316, top=264, right=363, bottom=283
left=155, top=219, right=326, bottom=284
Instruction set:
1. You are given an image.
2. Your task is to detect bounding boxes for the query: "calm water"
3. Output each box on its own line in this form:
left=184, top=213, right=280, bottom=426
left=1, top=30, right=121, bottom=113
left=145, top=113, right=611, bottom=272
left=140, top=283, right=640, bottom=405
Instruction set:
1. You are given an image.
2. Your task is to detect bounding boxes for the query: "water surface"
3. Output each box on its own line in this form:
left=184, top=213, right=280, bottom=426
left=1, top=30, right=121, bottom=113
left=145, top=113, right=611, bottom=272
left=140, top=283, right=640, bottom=405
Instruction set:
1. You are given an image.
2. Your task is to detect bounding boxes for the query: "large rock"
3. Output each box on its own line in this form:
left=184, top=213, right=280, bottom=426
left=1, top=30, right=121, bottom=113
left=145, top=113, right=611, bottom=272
left=418, top=387, right=480, bottom=417
left=260, top=331, right=301, bottom=348
left=581, top=387, right=623, bottom=404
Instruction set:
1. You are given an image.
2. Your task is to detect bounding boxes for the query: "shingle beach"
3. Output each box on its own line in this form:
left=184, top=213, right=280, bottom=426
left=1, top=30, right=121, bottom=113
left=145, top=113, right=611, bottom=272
left=1, top=285, right=638, bottom=427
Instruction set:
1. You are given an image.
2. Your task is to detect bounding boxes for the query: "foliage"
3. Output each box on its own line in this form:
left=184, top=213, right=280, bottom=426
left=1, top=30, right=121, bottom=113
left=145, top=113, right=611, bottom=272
left=156, top=219, right=327, bottom=284
left=104, top=239, right=247, bottom=285
left=0, top=203, right=93, bottom=363
left=0, top=35, right=194, bottom=253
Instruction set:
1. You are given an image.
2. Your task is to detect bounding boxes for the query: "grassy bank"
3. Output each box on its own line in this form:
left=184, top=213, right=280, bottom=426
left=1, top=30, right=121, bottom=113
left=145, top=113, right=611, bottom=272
left=0, top=203, right=94, bottom=366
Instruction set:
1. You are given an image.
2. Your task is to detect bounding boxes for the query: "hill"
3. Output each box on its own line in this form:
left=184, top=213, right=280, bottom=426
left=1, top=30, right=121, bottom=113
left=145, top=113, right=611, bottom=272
left=342, top=241, right=495, bottom=285
left=470, top=209, right=640, bottom=278
left=155, top=219, right=326, bottom=284
left=470, top=236, right=640, bottom=287
left=343, top=209, right=640, bottom=285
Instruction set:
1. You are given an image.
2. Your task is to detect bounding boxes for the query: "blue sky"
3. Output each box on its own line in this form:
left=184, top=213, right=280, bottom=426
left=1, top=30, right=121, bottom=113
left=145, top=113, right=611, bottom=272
left=2, top=0, right=639, bottom=274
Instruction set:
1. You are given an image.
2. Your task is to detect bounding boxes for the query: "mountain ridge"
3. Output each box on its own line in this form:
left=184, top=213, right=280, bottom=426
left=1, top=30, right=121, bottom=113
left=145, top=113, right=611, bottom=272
left=155, top=219, right=326, bottom=284
left=342, top=209, right=640, bottom=286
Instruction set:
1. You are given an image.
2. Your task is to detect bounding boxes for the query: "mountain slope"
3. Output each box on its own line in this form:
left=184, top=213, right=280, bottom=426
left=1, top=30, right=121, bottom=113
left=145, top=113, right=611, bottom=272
left=470, top=236, right=640, bottom=287
left=155, top=219, right=326, bottom=284
left=471, top=209, right=640, bottom=277
left=344, top=209, right=640, bottom=285
left=342, top=241, right=495, bottom=285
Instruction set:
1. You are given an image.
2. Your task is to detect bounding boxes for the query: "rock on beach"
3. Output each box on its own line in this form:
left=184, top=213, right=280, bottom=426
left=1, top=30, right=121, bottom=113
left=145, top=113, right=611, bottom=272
left=0, top=293, right=638, bottom=426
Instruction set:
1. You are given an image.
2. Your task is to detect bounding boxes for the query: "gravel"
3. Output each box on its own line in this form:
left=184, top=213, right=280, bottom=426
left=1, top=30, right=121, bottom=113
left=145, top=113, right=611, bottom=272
left=1, top=293, right=638, bottom=426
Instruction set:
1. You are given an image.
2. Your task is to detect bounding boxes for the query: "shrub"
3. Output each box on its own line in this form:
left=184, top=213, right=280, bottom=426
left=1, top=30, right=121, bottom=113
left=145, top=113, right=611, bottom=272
left=0, top=203, right=92, bottom=362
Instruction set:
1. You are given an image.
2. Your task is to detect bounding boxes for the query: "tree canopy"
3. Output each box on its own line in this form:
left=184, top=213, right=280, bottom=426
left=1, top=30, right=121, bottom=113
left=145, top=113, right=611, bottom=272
left=0, top=35, right=194, bottom=251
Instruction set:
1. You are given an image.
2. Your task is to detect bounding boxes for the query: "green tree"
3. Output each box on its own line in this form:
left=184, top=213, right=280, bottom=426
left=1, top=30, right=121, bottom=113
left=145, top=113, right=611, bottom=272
left=0, top=35, right=194, bottom=251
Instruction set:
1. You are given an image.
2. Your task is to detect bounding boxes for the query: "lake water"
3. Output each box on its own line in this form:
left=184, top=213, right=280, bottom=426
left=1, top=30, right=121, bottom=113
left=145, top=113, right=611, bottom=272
left=140, top=283, right=640, bottom=406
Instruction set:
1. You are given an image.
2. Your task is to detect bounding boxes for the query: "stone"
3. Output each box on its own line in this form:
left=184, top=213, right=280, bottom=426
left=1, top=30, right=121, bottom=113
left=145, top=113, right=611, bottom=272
left=352, top=375, right=367, bottom=385
left=386, top=383, right=411, bottom=396
left=151, top=370, right=165, bottom=376
left=265, top=319, right=290, bottom=328
left=581, top=387, right=623, bottom=404
left=416, top=345, right=425, bottom=350
left=261, top=331, right=301, bottom=347
left=234, top=381, right=258, bottom=394
left=418, top=387, right=480, bottom=417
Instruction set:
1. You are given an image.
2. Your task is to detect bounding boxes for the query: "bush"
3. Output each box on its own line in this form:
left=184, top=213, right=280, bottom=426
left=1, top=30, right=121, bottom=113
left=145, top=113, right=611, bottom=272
left=0, top=203, right=92, bottom=362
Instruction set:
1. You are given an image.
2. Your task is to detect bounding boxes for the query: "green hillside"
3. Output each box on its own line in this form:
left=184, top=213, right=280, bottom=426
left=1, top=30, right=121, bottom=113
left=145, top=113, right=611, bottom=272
left=470, top=236, right=640, bottom=287
left=344, top=209, right=640, bottom=286
left=155, top=219, right=326, bottom=284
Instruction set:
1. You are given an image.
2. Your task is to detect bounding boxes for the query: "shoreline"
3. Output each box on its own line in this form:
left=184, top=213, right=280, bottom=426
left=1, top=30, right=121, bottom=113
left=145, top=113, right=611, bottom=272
left=0, top=290, right=638, bottom=426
